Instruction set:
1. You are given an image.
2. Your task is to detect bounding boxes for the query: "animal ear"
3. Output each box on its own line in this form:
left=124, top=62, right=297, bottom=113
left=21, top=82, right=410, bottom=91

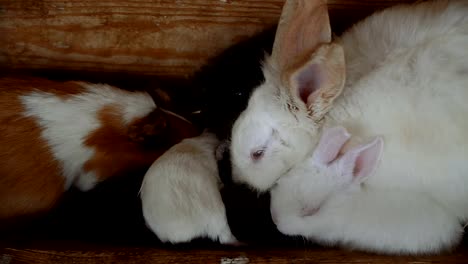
left=312, top=126, right=351, bottom=166
left=272, top=0, right=331, bottom=70
left=271, top=0, right=345, bottom=121
left=128, top=108, right=168, bottom=144
left=287, top=43, right=346, bottom=121
left=338, top=137, right=384, bottom=182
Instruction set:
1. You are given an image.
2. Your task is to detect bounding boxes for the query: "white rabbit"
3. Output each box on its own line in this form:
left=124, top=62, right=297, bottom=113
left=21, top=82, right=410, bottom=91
left=230, top=0, right=346, bottom=191
left=230, top=0, right=468, bottom=191
left=271, top=126, right=382, bottom=222
left=140, top=131, right=237, bottom=244
left=230, top=0, right=468, bottom=254
left=271, top=126, right=462, bottom=254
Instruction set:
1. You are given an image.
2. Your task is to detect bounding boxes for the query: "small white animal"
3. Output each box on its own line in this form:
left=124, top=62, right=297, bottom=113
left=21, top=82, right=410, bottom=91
left=271, top=126, right=461, bottom=254
left=140, top=131, right=237, bottom=244
left=271, top=126, right=383, bottom=224
left=230, top=0, right=468, bottom=254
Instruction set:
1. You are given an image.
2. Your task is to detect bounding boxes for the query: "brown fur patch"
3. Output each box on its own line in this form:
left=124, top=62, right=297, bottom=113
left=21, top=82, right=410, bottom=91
left=127, top=108, right=168, bottom=144
left=0, top=78, right=68, bottom=221
left=0, top=77, right=86, bottom=98
left=83, top=105, right=199, bottom=182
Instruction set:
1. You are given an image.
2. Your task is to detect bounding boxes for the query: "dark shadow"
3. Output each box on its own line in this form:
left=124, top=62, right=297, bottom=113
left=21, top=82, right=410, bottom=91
left=0, top=26, right=287, bottom=247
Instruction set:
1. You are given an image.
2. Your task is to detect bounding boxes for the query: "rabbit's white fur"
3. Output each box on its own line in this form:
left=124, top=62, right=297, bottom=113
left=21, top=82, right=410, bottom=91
left=230, top=77, right=318, bottom=191
left=232, top=0, right=468, bottom=254
left=271, top=174, right=461, bottom=254
left=140, top=132, right=237, bottom=244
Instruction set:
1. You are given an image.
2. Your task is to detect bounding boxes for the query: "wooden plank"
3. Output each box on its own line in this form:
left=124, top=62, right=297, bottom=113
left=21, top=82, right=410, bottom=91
left=0, top=0, right=416, bottom=79
left=1, top=239, right=468, bottom=264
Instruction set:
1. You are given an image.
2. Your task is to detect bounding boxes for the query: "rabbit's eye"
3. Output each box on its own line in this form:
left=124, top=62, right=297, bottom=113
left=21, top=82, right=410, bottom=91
left=251, top=149, right=265, bottom=161
left=251, top=129, right=274, bottom=162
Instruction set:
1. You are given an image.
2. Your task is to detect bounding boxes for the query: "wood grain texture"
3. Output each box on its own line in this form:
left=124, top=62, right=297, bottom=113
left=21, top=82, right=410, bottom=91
left=0, top=0, right=416, bottom=78
left=1, top=239, right=468, bottom=264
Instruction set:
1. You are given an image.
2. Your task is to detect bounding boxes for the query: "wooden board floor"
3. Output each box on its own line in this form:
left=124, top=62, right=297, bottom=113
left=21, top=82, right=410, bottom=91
left=2, top=237, right=468, bottom=264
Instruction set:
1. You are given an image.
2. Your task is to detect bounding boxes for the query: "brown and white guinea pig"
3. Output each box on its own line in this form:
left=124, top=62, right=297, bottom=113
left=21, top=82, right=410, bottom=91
left=0, top=76, right=199, bottom=223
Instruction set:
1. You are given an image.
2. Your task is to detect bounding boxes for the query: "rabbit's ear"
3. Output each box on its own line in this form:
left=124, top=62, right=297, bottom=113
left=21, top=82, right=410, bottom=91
left=272, top=0, right=345, bottom=121
left=338, top=137, right=384, bottom=182
left=312, top=126, right=351, bottom=167
left=286, top=43, right=345, bottom=120
left=272, top=0, right=331, bottom=71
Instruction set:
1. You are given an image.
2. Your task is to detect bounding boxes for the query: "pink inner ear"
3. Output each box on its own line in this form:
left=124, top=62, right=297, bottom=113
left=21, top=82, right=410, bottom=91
left=341, top=137, right=384, bottom=181
left=312, top=126, right=351, bottom=166
left=354, top=137, right=383, bottom=179
left=295, top=63, right=323, bottom=106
